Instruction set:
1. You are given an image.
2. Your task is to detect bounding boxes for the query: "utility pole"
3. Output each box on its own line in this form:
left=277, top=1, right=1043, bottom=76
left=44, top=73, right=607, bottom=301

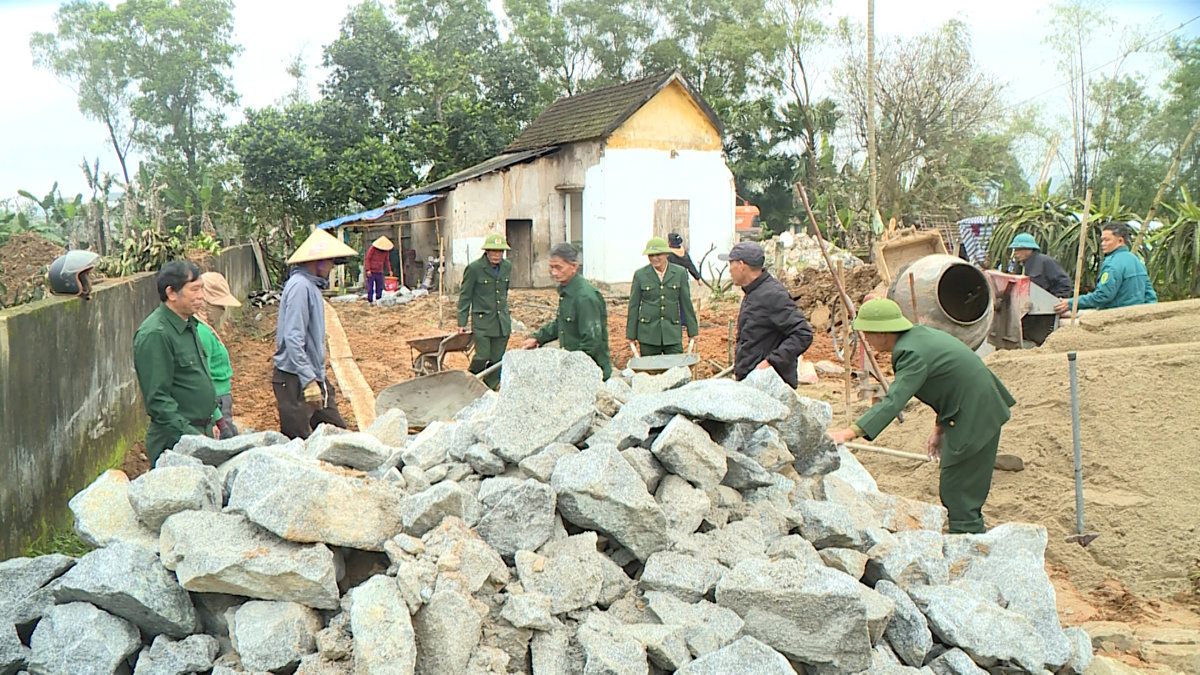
left=866, top=0, right=878, bottom=228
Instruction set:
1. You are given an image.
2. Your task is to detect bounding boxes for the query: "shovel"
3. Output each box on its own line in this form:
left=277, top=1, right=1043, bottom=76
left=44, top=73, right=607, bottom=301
left=1065, top=351, right=1100, bottom=547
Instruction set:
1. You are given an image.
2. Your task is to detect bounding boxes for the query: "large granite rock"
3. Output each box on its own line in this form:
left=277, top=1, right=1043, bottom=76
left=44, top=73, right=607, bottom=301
left=644, top=591, right=745, bottom=658
left=412, top=589, right=483, bottom=674
left=551, top=445, right=669, bottom=561
left=400, top=482, right=484, bottom=537
left=656, top=475, right=710, bottom=539
left=472, top=350, right=603, bottom=463
left=305, top=429, right=393, bottom=470
left=576, top=617, right=649, bottom=675
left=715, top=558, right=872, bottom=672
left=226, top=451, right=404, bottom=551
left=640, top=551, right=727, bottom=603
left=649, top=415, right=728, bottom=490
left=743, top=369, right=839, bottom=476
left=68, top=469, right=158, bottom=550
left=676, top=636, right=796, bottom=675
left=54, top=541, right=199, bottom=638
left=348, top=575, right=416, bottom=675
left=398, top=421, right=454, bottom=471
left=630, top=366, right=691, bottom=396
left=474, top=478, right=556, bottom=558
left=514, top=546, right=603, bottom=615
left=160, top=510, right=340, bottom=610
left=28, top=602, right=141, bottom=675
left=860, top=492, right=948, bottom=533
left=517, top=443, right=578, bottom=483
left=865, top=530, right=949, bottom=590
left=721, top=450, right=775, bottom=490
left=172, top=430, right=289, bottom=465
left=908, top=584, right=1053, bottom=671
left=873, top=580, right=933, bottom=667
left=0, top=554, right=75, bottom=621
left=132, top=634, right=220, bottom=675
left=365, top=407, right=409, bottom=448
left=229, top=600, right=322, bottom=673
left=0, top=623, right=27, bottom=675
left=127, top=465, right=222, bottom=530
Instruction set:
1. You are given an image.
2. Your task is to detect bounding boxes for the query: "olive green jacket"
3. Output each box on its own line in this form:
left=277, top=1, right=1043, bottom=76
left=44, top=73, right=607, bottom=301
left=626, top=263, right=699, bottom=346
left=855, top=325, right=1016, bottom=466
left=533, top=274, right=612, bottom=379
left=133, top=304, right=217, bottom=457
left=457, top=256, right=512, bottom=337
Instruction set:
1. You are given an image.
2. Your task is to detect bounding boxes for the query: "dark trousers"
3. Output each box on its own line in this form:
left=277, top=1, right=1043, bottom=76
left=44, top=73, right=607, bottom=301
left=939, top=428, right=1002, bottom=534
left=639, top=342, right=683, bottom=356
left=366, top=272, right=385, bottom=303
left=469, top=334, right=509, bottom=390
left=272, top=368, right=347, bottom=439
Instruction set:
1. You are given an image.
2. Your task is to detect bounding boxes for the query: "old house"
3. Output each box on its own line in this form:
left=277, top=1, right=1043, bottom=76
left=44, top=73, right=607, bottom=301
left=327, top=70, right=735, bottom=291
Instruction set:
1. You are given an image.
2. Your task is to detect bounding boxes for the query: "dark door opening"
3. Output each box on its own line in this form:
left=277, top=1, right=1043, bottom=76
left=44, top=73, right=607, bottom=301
left=505, top=219, right=533, bottom=288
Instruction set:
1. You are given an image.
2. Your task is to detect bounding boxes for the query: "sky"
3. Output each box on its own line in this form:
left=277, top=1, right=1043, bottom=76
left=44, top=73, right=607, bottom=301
left=1, top=0, right=1197, bottom=205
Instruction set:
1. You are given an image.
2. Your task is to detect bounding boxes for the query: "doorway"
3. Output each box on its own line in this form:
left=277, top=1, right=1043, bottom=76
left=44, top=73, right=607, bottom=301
left=505, top=219, right=533, bottom=288
left=654, top=199, right=690, bottom=243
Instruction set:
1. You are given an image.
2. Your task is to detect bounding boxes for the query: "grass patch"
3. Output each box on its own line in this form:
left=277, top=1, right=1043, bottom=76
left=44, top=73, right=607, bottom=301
left=22, top=528, right=92, bottom=559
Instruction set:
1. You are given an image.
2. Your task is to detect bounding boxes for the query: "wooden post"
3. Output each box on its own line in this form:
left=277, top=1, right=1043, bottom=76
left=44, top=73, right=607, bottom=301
left=1069, top=189, right=1094, bottom=327
left=839, top=260, right=851, bottom=425
left=435, top=201, right=444, bottom=329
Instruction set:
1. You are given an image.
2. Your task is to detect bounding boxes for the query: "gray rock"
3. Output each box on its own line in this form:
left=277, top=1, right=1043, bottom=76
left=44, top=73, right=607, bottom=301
left=230, top=600, right=322, bottom=672
left=366, top=407, right=410, bottom=448
left=0, top=554, right=75, bottom=619
left=349, top=575, right=416, bottom=674
left=742, top=370, right=839, bottom=476
left=420, top=518, right=510, bottom=594
left=314, top=612, right=353, bottom=661
left=475, top=477, right=524, bottom=507
left=615, top=624, right=691, bottom=671
left=401, top=482, right=484, bottom=536
left=153, top=450, right=204, bottom=469
left=644, top=591, right=744, bottom=658
left=28, top=602, right=141, bottom=675
left=641, top=551, right=726, bottom=603
left=577, top=621, right=648, bottom=675
left=739, top=426, right=794, bottom=472
left=127, top=466, right=222, bottom=530
left=190, top=593, right=240, bottom=656
left=172, top=430, right=289, bottom=465
left=400, top=421, right=454, bottom=470
left=606, top=376, right=633, bottom=403
left=656, top=475, right=710, bottom=539
left=472, top=350, right=602, bottom=463
left=475, top=479, right=556, bottom=558
left=797, top=499, right=873, bottom=551
left=464, top=444, right=506, bottom=476
left=860, top=492, right=947, bottom=533
left=1063, top=626, right=1093, bottom=674
left=531, top=627, right=584, bottom=675
left=829, top=446, right=879, bottom=493
left=68, top=469, right=159, bottom=550
left=54, top=541, right=199, bottom=638
left=865, top=530, right=949, bottom=590
left=500, top=592, right=556, bottom=631
left=514, top=548, right=603, bottom=615
left=0, top=623, right=28, bottom=675
left=819, top=548, right=869, bottom=579
left=675, top=518, right=768, bottom=569
left=721, top=451, right=774, bottom=490
left=620, top=447, right=665, bottom=493
left=453, top=389, right=498, bottom=425
left=403, top=465, right=432, bottom=493
left=676, top=636, right=796, bottom=675
left=873, top=580, right=933, bottom=668
left=296, top=653, right=354, bottom=675
left=908, top=584, right=1050, bottom=671
left=227, top=452, right=404, bottom=551
left=307, top=430, right=393, bottom=470
left=551, top=445, right=669, bottom=561
left=648, top=416, right=727, bottom=490
left=941, top=523, right=1072, bottom=669
left=132, top=634, right=219, bottom=675
left=412, top=589, right=483, bottom=675
left=518, top=443, right=578, bottom=483
left=926, top=647, right=987, bottom=675
left=159, top=510, right=340, bottom=609
left=765, top=535, right=823, bottom=567
left=539, top=533, right=632, bottom=609
left=630, top=366, right=691, bottom=396
left=714, top=559, right=872, bottom=672
left=860, top=584, right=897, bottom=645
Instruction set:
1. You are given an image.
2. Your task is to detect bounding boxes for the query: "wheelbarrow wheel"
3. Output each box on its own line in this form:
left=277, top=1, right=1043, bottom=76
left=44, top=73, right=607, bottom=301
left=414, top=353, right=440, bottom=376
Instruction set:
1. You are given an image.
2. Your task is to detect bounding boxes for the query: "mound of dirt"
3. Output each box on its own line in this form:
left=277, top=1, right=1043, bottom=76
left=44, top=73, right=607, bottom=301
left=0, top=232, right=64, bottom=307
left=781, top=264, right=883, bottom=315
left=860, top=300, right=1200, bottom=600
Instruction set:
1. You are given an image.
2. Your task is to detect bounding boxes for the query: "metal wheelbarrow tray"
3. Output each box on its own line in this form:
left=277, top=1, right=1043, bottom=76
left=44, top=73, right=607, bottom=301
left=375, top=369, right=490, bottom=431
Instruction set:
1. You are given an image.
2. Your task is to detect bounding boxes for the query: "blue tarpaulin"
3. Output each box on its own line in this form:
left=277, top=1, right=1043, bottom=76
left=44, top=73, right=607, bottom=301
left=316, top=193, right=440, bottom=231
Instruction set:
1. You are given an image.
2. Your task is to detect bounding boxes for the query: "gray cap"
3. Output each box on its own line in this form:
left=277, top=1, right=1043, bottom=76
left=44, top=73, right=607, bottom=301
left=718, top=241, right=765, bottom=267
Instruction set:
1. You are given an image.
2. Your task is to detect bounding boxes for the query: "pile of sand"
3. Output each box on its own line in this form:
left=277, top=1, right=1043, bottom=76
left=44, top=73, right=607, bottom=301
left=860, top=300, right=1200, bottom=599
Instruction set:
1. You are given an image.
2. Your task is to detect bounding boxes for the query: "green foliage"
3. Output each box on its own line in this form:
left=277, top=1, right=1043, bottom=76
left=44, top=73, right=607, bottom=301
left=101, top=226, right=190, bottom=276
left=1146, top=188, right=1200, bottom=300
left=188, top=231, right=221, bottom=256
left=22, top=528, right=92, bottom=559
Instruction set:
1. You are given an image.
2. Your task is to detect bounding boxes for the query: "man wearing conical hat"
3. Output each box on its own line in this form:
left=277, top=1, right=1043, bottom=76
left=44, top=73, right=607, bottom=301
left=827, top=298, right=1016, bottom=534
left=457, top=233, right=512, bottom=389
left=364, top=235, right=394, bottom=305
left=626, top=237, right=698, bottom=357
left=273, top=228, right=358, bottom=439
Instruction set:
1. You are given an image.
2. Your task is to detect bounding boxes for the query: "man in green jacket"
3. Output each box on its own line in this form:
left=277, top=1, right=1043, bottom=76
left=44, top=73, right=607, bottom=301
left=626, top=237, right=699, bottom=357
left=458, top=233, right=513, bottom=389
left=522, top=243, right=612, bottom=379
left=828, top=299, right=1016, bottom=534
left=1055, top=221, right=1157, bottom=315
left=133, top=260, right=218, bottom=462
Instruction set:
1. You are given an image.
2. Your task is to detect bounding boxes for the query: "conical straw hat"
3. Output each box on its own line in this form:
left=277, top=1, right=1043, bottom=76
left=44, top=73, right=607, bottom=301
left=287, top=228, right=360, bottom=265
left=372, top=236, right=394, bottom=251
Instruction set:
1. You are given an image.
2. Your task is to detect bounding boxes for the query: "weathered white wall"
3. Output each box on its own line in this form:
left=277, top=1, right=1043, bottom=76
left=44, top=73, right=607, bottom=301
left=582, top=148, right=735, bottom=284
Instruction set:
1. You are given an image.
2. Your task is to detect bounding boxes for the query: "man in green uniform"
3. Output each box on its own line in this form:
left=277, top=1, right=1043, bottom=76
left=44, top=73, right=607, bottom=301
left=828, top=299, right=1016, bottom=534
left=522, top=243, right=612, bottom=379
left=458, top=233, right=513, bottom=389
left=626, top=237, right=698, bottom=357
left=133, top=260, right=218, bottom=462
left=1054, top=221, right=1157, bottom=315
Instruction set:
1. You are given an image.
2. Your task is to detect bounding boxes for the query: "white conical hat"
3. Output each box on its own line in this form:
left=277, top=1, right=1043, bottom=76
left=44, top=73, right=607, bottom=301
left=287, top=228, right=359, bottom=265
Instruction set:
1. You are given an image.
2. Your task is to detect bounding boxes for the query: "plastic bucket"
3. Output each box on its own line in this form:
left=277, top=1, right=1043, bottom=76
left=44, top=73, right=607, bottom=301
left=383, top=276, right=400, bottom=292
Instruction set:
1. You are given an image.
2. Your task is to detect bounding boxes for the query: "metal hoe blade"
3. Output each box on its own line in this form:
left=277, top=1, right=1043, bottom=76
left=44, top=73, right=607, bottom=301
left=1066, top=351, right=1100, bottom=547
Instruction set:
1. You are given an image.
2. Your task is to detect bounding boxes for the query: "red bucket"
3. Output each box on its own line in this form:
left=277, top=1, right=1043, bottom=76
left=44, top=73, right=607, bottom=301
left=383, top=276, right=400, bottom=292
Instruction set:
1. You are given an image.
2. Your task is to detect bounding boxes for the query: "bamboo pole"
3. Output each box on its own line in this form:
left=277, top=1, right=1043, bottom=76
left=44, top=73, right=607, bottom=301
left=866, top=0, right=878, bottom=227
left=839, top=259, right=852, bottom=425
left=1069, top=189, right=1094, bottom=327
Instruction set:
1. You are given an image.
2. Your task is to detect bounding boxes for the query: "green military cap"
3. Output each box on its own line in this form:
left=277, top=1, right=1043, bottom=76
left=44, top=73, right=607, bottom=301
left=1008, top=233, right=1040, bottom=251
left=482, top=233, right=510, bottom=250
left=852, top=298, right=914, bottom=333
left=642, top=237, right=672, bottom=256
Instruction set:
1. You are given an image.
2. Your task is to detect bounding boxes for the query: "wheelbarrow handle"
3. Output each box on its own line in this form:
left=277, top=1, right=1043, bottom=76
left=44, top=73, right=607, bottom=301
left=475, top=360, right=504, bottom=381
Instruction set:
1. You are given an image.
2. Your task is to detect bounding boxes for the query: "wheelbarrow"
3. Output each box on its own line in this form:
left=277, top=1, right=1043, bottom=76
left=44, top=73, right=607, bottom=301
left=626, top=353, right=700, bottom=375
left=407, top=331, right=476, bottom=376
left=375, top=356, right=507, bottom=431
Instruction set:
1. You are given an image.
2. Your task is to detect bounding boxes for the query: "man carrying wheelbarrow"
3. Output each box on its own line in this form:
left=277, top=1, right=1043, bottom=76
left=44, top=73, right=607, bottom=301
left=627, top=236, right=698, bottom=357
left=458, top=233, right=512, bottom=389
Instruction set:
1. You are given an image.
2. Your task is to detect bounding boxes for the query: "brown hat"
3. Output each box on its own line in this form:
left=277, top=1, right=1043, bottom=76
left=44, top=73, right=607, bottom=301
left=201, top=272, right=241, bottom=307
left=372, top=236, right=394, bottom=251
left=287, top=228, right=359, bottom=265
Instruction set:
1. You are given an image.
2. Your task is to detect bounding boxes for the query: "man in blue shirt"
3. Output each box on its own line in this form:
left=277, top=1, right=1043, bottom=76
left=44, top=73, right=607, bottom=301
left=1054, top=222, right=1157, bottom=315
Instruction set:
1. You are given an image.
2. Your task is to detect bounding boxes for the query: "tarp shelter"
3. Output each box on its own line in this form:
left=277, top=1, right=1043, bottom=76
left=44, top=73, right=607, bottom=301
left=316, top=193, right=444, bottom=289
left=957, top=216, right=996, bottom=267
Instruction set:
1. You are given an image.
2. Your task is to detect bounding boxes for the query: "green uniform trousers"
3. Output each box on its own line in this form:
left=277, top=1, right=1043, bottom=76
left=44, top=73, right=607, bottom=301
left=639, top=342, right=683, bottom=356
left=470, top=334, right=508, bottom=390
left=939, top=428, right=1002, bottom=534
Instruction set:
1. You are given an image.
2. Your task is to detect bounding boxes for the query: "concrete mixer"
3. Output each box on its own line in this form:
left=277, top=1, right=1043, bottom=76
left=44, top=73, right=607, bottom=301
left=884, top=254, right=1060, bottom=351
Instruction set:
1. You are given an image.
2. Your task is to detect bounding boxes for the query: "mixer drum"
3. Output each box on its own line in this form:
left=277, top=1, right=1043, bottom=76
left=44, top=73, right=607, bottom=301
left=886, top=254, right=994, bottom=350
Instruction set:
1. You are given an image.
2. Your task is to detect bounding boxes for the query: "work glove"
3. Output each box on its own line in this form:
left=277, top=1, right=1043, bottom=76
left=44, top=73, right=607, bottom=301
left=303, top=381, right=323, bottom=405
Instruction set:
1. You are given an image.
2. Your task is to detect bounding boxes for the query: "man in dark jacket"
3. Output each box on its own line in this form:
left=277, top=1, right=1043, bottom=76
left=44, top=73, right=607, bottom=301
left=721, top=241, right=813, bottom=387
left=1007, top=233, right=1072, bottom=298
left=667, top=232, right=702, bottom=281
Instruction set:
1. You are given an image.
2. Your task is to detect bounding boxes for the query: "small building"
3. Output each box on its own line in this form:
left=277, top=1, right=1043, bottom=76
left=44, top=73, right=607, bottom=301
left=325, top=70, right=735, bottom=290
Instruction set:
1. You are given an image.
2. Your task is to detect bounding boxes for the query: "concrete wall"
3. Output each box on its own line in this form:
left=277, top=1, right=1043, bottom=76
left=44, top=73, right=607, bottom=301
left=0, top=245, right=258, bottom=559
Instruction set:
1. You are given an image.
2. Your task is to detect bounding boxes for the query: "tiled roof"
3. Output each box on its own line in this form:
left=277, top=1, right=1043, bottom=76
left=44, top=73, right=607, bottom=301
left=504, top=70, right=722, bottom=152
left=405, top=148, right=558, bottom=195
